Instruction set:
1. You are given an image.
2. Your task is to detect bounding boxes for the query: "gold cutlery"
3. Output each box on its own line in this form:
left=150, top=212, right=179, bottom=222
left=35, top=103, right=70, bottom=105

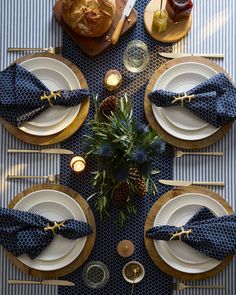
left=159, top=52, right=224, bottom=59
left=159, top=180, right=224, bottom=187
left=8, top=148, right=74, bottom=155
left=7, top=174, right=60, bottom=183
left=111, top=0, right=137, bottom=44
left=130, top=266, right=140, bottom=295
left=175, top=150, right=224, bottom=158
left=8, top=280, right=75, bottom=286
left=8, top=46, right=61, bottom=54
left=173, top=282, right=224, bottom=291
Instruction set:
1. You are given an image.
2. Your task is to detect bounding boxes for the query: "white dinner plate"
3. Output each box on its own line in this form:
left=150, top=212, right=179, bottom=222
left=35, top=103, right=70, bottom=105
left=14, top=189, right=87, bottom=271
left=151, top=62, right=220, bottom=140
left=153, top=193, right=228, bottom=273
left=18, top=57, right=81, bottom=135
left=26, top=201, right=76, bottom=261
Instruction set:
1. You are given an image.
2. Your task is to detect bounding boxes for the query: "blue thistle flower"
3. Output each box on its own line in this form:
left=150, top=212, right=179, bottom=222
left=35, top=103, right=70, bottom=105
left=112, top=165, right=129, bottom=181
left=150, top=139, right=166, bottom=154
left=131, top=147, right=148, bottom=163
left=136, top=123, right=149, bottom=135
left=137, top=161, right=153, bottom=176
left=97, top=143, right=114, bottom=158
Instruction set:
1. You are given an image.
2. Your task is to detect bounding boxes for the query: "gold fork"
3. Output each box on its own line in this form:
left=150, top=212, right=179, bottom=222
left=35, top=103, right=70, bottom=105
left=175, top=150, right=224, bottom=158
left=8, top=46, right=61, bottom=54
left=7, top=174, right=60, bottom=183
left=173, top=282, right=224, bottom=291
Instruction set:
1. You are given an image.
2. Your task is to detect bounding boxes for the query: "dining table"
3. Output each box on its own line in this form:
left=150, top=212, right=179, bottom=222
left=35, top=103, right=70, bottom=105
left=0, top=0, right=235, bottom=295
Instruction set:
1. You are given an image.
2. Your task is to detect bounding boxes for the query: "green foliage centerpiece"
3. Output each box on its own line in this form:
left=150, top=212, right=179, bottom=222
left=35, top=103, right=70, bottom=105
left=85, top=95, right=165, bottom=225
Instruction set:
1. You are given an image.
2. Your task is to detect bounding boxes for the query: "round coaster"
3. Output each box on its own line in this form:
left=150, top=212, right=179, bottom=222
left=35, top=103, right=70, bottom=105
left=144, top=186, right=234, bottom=281
left=7, top=183, right=96, bottom=279
left=144, top=0, right=192, bottom=43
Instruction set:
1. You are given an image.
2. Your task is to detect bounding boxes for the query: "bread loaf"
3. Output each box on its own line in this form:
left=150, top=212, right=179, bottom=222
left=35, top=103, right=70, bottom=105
left=62, top=0, right=116, bottom=37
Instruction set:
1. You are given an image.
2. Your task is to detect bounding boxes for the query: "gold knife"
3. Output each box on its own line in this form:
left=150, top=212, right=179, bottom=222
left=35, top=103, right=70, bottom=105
left=8, top=148, right=74, bottom=155
left=111, top=0, right=137, bottom=45
left=159, top=52, right=224, bottom=59
left=8, top=280, right=75, bottom=286
left=159, top=180, right=224, bottom=187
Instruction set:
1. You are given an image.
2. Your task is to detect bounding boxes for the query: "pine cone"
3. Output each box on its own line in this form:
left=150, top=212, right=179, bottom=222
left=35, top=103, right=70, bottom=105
left=112, top=182, right=130, bottom=208
left=99, top=96, right=118, bottom=117
left=129, top=168, right=147, bottom=197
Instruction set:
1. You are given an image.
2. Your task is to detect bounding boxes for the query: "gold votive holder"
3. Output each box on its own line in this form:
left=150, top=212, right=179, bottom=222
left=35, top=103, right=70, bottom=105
left=104, top=70, right=122, bottom=91
left=152, top=9, right=168, bottom=33
left=70, top=156, right=86, bottom=173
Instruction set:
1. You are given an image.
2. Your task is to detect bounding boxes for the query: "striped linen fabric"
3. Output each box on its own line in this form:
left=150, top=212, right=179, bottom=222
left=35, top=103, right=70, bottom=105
left=0, top=0, right=61, bottom=294
left=0, top=1, right=235, bottom=295
left=173, top=0, right=236, bottom=294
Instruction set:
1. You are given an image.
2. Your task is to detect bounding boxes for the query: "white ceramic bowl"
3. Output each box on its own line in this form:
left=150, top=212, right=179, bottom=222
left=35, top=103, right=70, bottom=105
left=122, top=261, right=145, bottom=284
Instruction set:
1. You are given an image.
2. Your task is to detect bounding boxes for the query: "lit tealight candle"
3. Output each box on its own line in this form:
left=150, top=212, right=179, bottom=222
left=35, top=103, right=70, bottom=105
left=70, top=156, right=86, bottom=173
left=104, top=70, right=122, bottom=91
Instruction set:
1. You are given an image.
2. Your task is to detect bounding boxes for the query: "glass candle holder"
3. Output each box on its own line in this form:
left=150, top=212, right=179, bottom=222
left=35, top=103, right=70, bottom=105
left=152, top=9, right=168, bottom=33
left=104, top=69, right=122, bottom=91
left=82, top=261, right=110, bottom=289
left=123, top=40, right=150, bottom=73
left=70, top=156, right=86, bottom=173
left=166, top=0, right=193, bottom=23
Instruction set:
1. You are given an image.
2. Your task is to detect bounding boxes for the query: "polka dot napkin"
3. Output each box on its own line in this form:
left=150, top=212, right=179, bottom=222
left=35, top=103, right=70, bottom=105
left=0, top=63, right=89, bottom=127
left=0, top=207, right=92, bottom=259
left=146, top=206, right=236, bottom=261
left=149, top=73, right=236, bottom=128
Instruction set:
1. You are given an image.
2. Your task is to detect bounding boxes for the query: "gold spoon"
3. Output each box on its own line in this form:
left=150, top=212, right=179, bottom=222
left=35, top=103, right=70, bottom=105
left=175, top=150, right=224, bottom=158
left=130, top=266, right=140, bottom=295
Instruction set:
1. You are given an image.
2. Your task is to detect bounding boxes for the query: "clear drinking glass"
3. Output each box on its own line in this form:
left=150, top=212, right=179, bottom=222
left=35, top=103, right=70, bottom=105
left=82, top=261, right=110, bottom=289
left=123, top=40, right=150, bottom=73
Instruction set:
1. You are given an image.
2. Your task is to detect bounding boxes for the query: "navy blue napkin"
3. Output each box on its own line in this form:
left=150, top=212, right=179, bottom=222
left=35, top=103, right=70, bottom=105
left=0, top=207, right=92, bottom=259
left=0, top=63, right=90, bottom=127
left=146, top=207, right=236, bottom=261
left=149, top=73, right=236, bottom=128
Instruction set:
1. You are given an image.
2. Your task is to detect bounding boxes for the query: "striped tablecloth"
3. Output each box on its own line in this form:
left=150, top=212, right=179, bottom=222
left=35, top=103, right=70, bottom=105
left=0, top=0, right=235, bottom=294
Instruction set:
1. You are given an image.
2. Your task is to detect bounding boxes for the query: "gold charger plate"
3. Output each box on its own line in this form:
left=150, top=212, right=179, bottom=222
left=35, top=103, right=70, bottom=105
left=144, top=186, right=234, bottom=281
left=0, top=53, right=90, bottom=146
left=7, top=184, right=96, bottom=279
left=144, top=56, right=233, bottom=149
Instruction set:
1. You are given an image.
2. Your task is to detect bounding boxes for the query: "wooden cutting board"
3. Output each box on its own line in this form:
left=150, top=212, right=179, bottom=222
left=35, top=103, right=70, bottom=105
left=53, top=0, right=138, bottom=56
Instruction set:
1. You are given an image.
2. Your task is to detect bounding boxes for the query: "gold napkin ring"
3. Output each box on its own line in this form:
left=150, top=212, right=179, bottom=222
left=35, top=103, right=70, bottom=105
left=172, top=93, right=195, bottom=107
left=40, top=90, right=61, bottom=106
left=170, top=227, right=192, bottom=240
left=44, top=221, right=65, bottom=236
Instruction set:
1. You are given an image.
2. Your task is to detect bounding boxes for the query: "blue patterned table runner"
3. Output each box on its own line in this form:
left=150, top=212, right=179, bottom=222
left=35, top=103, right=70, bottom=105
left=59, top=2, right=173, bottom=294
